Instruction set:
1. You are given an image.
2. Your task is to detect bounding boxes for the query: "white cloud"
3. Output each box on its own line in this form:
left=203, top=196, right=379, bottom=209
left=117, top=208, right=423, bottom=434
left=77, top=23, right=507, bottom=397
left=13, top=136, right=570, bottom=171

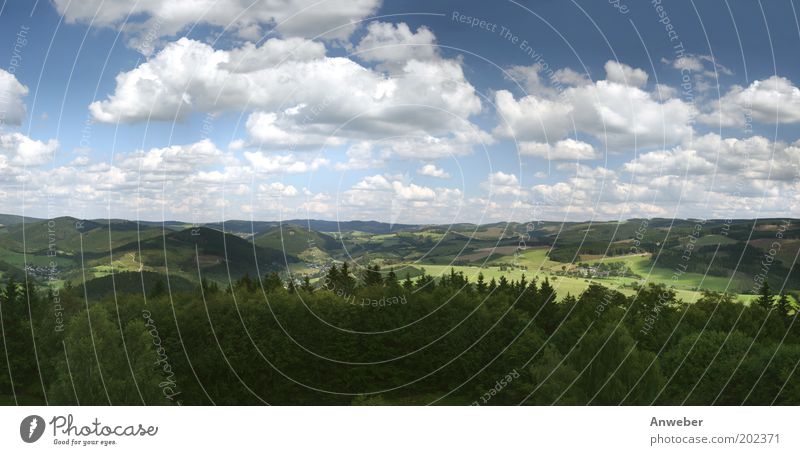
left=487, top=171, right=519, bottom=187
left=623, top=133, right=800, bottom=181
left=118, top=139, right=223, bottom=173
left=382, top=129, right=493, bottom=159
left=653, top=83, right=678, bottom=100
left=354, top=21, right=438, bottom=70
left=334, top=141, right=385, bottom=170
left=664, top=55, right=703, bottom=72
left=244, top=151, right=329, bottom=174
left=604, top=61, right=648, bottom=88
left=352, top=174, right=391, bottom=191
left=622, top=147, right=716, bottom=177
left=91, top=36, right=487, bottom=159
left=340, top=173, right=464, bottom=223
left=90, top=36, right=482, bottom=128
left=552, top=68, right=591, bottom=87
left=0, top=133, right=58, bottom=167
left=417, top=164, right=450, bottom=178
left=391, top=180, right=435, bottom=200
left=659, top=54, right=734, bottom=97
left=259, top=182, right=298, bottom=197
left=53, top=0, right=381, bottom=42
left=494, top=74, right=696, bottom=150
left=506, top=64, right=591, bottom=96
left=506, top=64, right=549, bottom=94
left=662, top=54, right=733, bottom=77
left=519, top=131, right=800, bottom=220
left=0, top=70, right=28, bottom=125
left=10, top=131, right=800, bottom=223
left=519, top=138, right=600, bottom=160
left=245, top=111, right=345, bottom=149
left=90, top=37, right=326, bottom=123
left=699, top=76, right=800, bottom=126
left=2, top=137, right=342, bottom=221
left=482, top=171, right=524, bottom=196
left=528, top=163, right=665, bottom=218
left=296, top=191, right=333, bottom=215
left=494, top=89, right=572, bottom=143
left=224, top=37, right=326, bottom=72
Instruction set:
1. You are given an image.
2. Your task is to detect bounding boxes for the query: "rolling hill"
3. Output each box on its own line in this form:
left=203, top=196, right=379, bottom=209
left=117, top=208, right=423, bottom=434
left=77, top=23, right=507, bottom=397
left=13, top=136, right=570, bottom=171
left=0, top=214, right=798, bottom=299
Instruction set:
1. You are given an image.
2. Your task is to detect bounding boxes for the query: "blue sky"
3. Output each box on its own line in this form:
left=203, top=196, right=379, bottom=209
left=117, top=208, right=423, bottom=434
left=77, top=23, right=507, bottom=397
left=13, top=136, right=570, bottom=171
left=1, top=0, right=799, bottom=223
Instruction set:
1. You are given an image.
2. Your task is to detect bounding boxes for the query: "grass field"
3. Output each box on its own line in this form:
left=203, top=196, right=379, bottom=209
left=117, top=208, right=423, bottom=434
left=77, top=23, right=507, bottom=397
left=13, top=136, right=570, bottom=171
left=0, top=218, right=787, bottom=307
left=391, top=246, right=760, bottom=304
left=0, top=248, right=76, bottom=269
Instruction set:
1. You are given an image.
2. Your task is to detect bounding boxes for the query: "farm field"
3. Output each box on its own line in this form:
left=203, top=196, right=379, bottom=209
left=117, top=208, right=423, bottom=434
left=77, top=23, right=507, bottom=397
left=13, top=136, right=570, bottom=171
left=0, top=216, right=794, bottom=306
left=382, top=237, right=768, bottom=304
left=390, top=261, right=758, bottom=304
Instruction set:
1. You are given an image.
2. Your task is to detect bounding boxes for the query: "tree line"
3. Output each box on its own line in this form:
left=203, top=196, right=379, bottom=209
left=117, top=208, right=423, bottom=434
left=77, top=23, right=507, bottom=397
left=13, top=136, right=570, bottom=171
left=1, top=263, right=798, bottom=405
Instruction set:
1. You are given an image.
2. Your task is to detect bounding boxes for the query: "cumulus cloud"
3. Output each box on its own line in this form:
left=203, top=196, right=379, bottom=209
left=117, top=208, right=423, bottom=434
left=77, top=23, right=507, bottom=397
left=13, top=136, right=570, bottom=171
left=666, top=55, right=703, bottom=72
left=383, top=129, right=493, bottom=159
left=699, top=76, right=800, bottom=127
left=653, top=83, right=678, bottom=100
left=245, top=111, right=345, bottom=149
left=506, top=64, right=550, bottom=94
left=417, top=164, right=450, bottom=178
left=622, top=148, right=716, bottom=177
left=259, top=182, right=298, bottom=197
left=604, top=61, right=648, bottom=88
left=519, top=138, right=600, bottom=160
left=53, top=0, right=381, bottom=43
left=0, top=70, right=28, bottom=126
left=391, top=180, right=436, bottom=200
left=117, top=139, right=224, bottom=174
left=223, top=37, right=326, bottom=72
left=662, top=54, right=734, bottom=77
left=494, top=62, right=696, bottom=150
left=244, top=151, right=329, bottom=174
left=624, top=133, right=800, bottom=181
left=354, top=21, right=438, bottom=70
left=529, top=163, right=670, bottom=219
left=521, top=132, right=800, bottom=220
left=4, top=137, right=339, bottom=221
left=0, top=133, right=58, bottom=167
left=10, top=131, right=800, bottom=223
left=91, top=35, right=488, bottom=158
left=334, top=141, right=385, bottom=170
left=90, top=37, right=331, bottom=123
left=482, top=171, right=524, bottom=196
left=552, top=68, right=591, bottom=87
left=341, top=173, right=463, bottom=223
left=91, top=36, right=482, bottom=128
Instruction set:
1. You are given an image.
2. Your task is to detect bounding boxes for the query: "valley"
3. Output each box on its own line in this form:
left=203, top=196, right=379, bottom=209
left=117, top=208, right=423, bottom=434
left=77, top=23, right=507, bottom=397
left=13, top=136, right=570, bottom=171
left=1, top=215, right=796, bottom=303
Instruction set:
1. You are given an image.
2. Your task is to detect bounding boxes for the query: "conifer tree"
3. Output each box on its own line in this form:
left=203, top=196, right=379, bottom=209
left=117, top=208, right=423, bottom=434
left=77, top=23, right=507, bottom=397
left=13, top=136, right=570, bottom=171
left=777, top=292, right=791, bottom=319
left=476, top=272, right=486, bottom=293
left=402, top=272, right=414, bottom=290
left=756, top=281, right=774, bottom=310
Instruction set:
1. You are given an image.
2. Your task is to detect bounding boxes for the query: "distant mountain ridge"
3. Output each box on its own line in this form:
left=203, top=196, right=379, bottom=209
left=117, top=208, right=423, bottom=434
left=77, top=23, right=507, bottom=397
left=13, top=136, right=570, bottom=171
left=1, top=214, right=799, bottom=295
left=0, top=214, right=43, bottom=226
left=2, top=214, right=798, bottom=233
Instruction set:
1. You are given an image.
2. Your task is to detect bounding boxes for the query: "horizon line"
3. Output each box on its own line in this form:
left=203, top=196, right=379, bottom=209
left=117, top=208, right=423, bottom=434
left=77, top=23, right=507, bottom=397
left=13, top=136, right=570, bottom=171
left=1, top=212, right=796, bottom=227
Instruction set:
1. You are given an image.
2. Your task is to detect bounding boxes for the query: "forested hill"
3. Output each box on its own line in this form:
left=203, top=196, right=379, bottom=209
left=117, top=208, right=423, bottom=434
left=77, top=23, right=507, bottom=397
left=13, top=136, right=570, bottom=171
left=1, top=264, right=797, bottom=405
left=1, top=215, right=799, bottom=300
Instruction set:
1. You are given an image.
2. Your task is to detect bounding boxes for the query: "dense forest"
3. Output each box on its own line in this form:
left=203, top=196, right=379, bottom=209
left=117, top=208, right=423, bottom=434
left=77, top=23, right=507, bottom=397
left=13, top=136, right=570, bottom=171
left=1, top=265, right=798, bottom=405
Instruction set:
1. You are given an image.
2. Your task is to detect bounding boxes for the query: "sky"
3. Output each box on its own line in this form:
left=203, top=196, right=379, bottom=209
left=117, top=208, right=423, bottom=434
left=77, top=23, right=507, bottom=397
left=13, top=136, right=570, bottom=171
left=0, top=0, right=799, bottom=224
